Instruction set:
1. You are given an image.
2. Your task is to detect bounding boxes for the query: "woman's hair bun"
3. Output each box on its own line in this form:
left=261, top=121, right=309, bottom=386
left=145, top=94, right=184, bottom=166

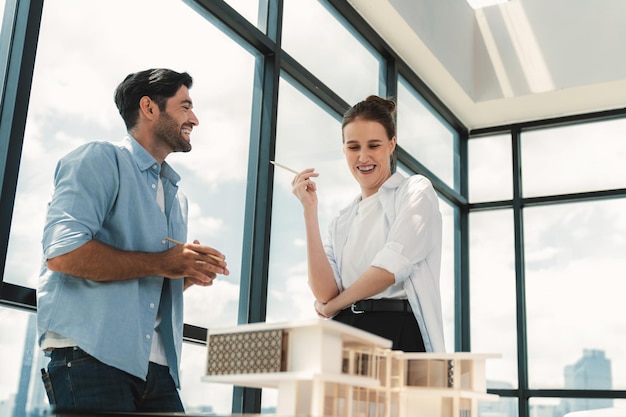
left=365, top=95, right=396, bottom=113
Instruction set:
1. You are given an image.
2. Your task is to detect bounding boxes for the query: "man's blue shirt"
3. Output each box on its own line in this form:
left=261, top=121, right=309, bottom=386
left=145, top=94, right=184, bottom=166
left=37, top=136, right=187, bottom=386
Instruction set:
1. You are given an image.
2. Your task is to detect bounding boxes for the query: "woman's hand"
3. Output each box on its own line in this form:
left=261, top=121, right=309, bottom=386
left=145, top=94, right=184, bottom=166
left=291, top=168, right=319, bottom=209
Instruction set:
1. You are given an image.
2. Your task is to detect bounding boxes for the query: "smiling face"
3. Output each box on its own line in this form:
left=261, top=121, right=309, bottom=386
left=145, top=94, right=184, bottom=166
left=154, top=85, right=199, bottom=153
left=342, top=118, right=396, bottom=198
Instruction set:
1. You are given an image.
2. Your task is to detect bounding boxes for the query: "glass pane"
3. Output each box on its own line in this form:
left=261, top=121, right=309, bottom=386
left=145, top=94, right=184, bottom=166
left=525, top=199, right=626, bottom=390
left=282, top=0, right=381, bottom=105
left=479, top=396, right=518, bottom=417
left=264, top=74, right=350, bottom=416
left=530, top=397, right=626, bottom=417
left=261, top=388, right=278, bottom=414
left=470, top=209, right=518, bottom=389
left=1, top=1, right=6, bottom=28
left=267, top=76, right=350, bottom=324
left=522, top=118, right=626, bottom=197
left=0, top=308, right=51, bottom=416
left=5, top=0, right=254, bottom=329
left=180, top=342, right=233, bottom=415
left=469, top=134, right=513, bottom=202
left=223, top=0, right=261, bottom=28
left=397, top=76, right=458, bottom=189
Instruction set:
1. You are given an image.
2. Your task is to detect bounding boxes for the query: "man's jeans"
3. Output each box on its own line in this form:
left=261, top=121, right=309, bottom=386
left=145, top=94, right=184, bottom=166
left=41, top=347, right=184, bottom=412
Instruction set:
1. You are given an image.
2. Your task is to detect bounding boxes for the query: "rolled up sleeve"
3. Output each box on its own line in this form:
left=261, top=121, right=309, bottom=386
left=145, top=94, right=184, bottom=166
left=371, top=241, right=413, bottom=281
left=42, top=143, right=118, bottom=259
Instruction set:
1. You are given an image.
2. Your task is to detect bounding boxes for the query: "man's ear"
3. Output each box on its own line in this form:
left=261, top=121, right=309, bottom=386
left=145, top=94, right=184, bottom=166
left=139, top=96, right=157, bottom=120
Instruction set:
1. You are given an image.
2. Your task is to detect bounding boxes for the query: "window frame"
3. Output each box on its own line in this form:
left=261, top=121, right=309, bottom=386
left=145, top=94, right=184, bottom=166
left=3, top=1, right=626, bottom=416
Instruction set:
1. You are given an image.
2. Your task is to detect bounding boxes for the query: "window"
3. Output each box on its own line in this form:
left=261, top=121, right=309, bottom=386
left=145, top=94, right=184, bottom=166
left=0, top=309, right=48, bottom=417
left=1, top=0, right=256, bottom=411
left=469, top=134, right=512, bottom=203
left=522, top=119, right=626, bottom=197
left=5, top=0, right=623, bottom=416
left=4, top=0, right=254, bottom=333
left=266, top=75, right=349, bottom=324
left=525, top=199, right=625, bottom=390
left=281, top=0, right=381, bottom=105
left=397, top=76, right=459, bottom=189
left=223, top=0, right=262, bottom=29
left=470, top=209, right=518, bottom=388
left=470, top=118, right=626, bottom=415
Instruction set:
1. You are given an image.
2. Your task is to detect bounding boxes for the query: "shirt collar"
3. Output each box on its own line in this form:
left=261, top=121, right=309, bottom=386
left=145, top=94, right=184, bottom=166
left=122, top=135, right=181, bottom=184
left=380, top=172, right=405, bottom=191
left=339, top=172, right=405, bottom=216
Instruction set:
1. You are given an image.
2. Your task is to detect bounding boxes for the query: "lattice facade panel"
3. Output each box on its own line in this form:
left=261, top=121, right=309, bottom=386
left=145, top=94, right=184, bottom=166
left=206, top=329, right=287, bottom=375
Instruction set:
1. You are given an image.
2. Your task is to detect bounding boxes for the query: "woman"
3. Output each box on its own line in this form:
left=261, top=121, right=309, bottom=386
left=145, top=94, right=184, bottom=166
left=291, top=95, right=445, bottom=352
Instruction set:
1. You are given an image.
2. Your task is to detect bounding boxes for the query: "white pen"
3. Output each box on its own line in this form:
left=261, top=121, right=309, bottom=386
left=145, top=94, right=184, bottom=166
left=270, top=160, right=299, bottom=175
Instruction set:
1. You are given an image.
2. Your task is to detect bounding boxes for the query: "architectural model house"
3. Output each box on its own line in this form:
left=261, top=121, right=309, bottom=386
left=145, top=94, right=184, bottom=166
left=202, top=319, right=499, bottom=417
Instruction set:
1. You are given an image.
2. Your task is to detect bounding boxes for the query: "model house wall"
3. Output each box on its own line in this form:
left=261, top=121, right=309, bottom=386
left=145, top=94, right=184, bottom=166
left=202, top=319, right=499, bottom=417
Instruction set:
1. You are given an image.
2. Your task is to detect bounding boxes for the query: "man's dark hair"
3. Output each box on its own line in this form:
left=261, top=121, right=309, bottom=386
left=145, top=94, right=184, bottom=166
left=114, top=68, right=193, bottom=130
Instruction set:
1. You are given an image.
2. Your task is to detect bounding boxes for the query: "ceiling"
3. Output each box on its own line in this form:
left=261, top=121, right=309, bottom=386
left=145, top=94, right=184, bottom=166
left=348, top=0, right=626, bottom=130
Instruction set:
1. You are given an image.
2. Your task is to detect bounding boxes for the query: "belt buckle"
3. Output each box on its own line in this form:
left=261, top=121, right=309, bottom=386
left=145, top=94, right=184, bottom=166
left=350, top=303, right=365, bottom=314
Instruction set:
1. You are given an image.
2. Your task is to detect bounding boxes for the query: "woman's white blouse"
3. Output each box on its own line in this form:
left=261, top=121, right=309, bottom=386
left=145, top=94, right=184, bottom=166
left=341, top=192, right=407, bottom=299
left=324, top=172, right=445, bottom=352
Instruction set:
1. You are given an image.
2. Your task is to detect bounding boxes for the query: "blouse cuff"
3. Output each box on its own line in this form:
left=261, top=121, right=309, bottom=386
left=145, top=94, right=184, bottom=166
left=371, top=242, right=413, bottom=284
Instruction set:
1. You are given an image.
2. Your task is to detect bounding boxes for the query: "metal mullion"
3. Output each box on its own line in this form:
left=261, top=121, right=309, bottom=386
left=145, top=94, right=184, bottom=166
left=469, top=200, right=513, bottom=211
left=457, top=129, right=470, bottom=352
left=396, top=62, right=466, bottom=134
left=280, top=53, right=349, bottom=117
left=381, top=54, right=398, bottom=100
left=470, top=188, right=626, bottom=213
left=0, top=283, right=36, bottom=310
left=232, top=0, right=282, bottom=414
left=470, top=107, right=626, bottom=137
left=0, top=0, right=43, bottom=291
left=511, top=128, right=530, bottom=417
left=184, top=0, right=276, bottom=55
left=324, top=0, right=465, bottom=133
left=324, top=0, right=398, bottom=59
left=526, top=389, right=626, bottom=399
left=523, top=188, right=626, bottom=207
left=396, top=147, right=466, bottom=208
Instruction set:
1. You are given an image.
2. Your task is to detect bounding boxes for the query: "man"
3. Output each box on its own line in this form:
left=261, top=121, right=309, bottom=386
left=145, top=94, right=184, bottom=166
left=37, top=68, right=229, bottom=412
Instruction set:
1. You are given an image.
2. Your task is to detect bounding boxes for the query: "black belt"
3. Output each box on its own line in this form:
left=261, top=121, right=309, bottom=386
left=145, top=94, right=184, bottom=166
left=350, top=299, right=412, bottom=314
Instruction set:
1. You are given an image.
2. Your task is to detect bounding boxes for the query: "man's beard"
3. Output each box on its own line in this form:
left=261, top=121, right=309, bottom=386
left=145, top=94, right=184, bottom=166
left=155, top=111, right=192, bottom=153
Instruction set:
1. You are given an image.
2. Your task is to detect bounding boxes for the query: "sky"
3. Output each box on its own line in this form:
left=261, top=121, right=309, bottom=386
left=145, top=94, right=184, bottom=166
left=1, top=0, right=625, bottom=415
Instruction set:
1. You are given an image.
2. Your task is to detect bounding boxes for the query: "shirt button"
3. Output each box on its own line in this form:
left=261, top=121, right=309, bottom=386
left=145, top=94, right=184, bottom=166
left=153, top=164, right=158, bottom=170
left=149, top=303, right=155, bottom=309
left=161, top=239, right=167, bottom=245
left=146, top=334, right=151, bottom=340
left=152, top=184, right=157, bottom=189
